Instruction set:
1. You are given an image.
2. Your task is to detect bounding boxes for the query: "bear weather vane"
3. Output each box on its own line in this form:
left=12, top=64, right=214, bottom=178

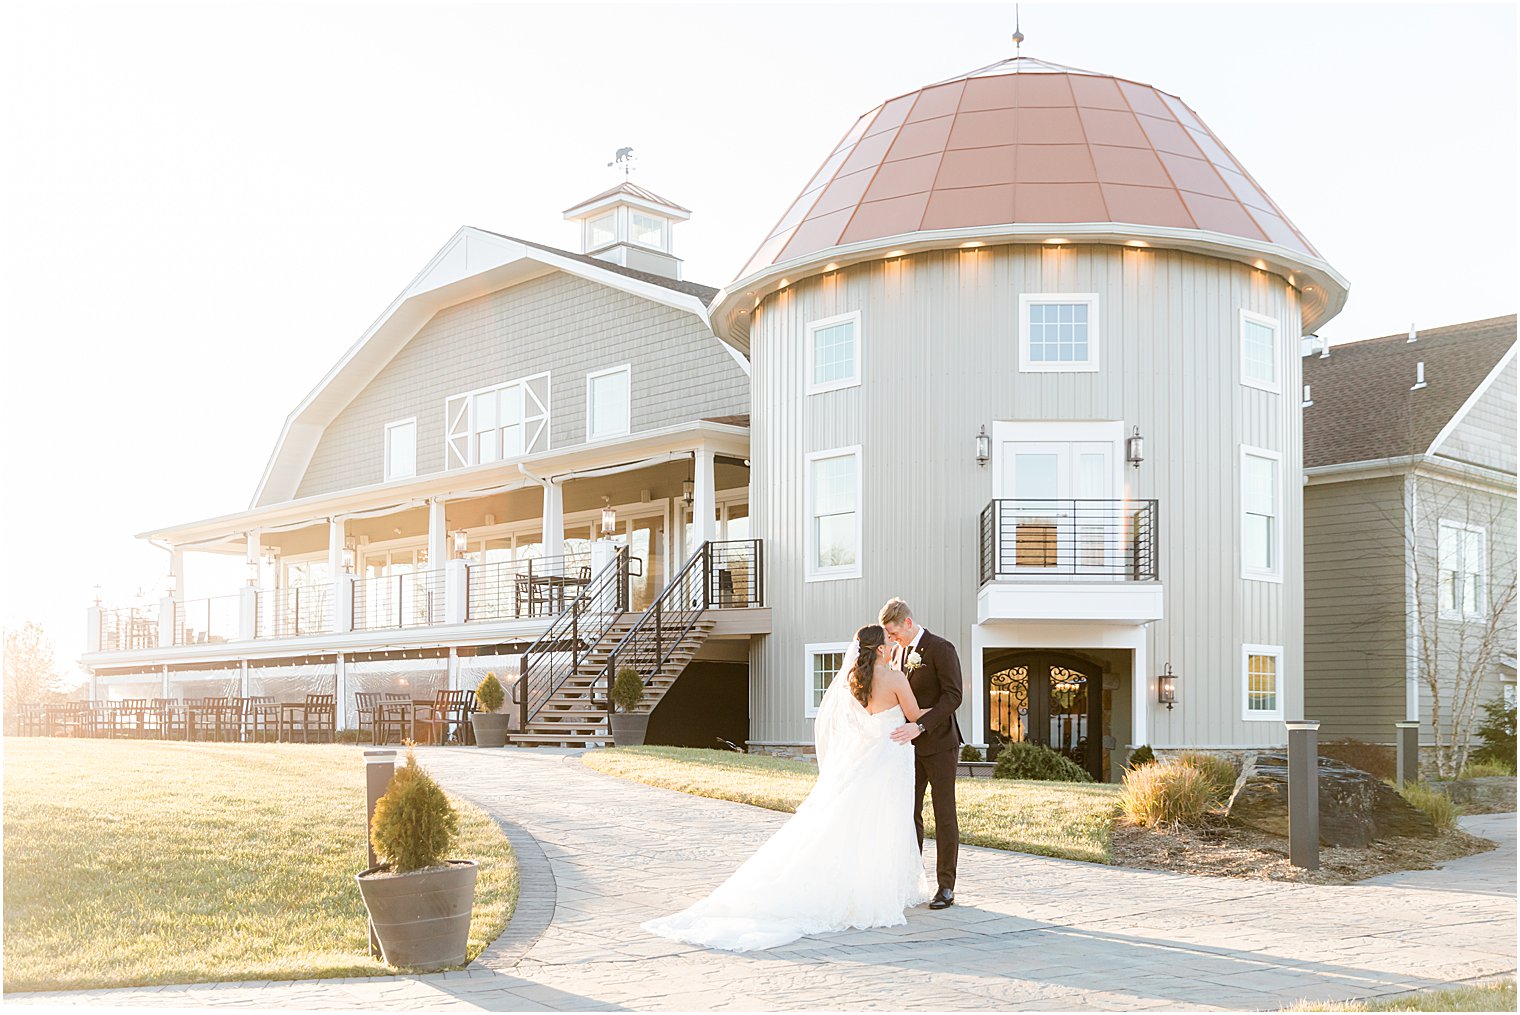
left=607, top=146, right=636, bottom=177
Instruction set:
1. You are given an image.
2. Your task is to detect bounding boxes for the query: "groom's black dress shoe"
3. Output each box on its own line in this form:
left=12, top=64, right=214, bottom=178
left=929, top=888, right=955, bottom=910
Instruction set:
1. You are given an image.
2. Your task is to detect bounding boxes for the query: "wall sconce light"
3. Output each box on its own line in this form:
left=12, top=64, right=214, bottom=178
left=600, top=498, right=617, bottom=537
left=1126, top=426, right=1145, bottom=469
left=682, top=480, right=695, bottom=507
left=975, top=425, right=991, bottom=467
left=1157, top=663, right=1179, bottom=711
left=342, top=537, right=356, bottom=573
left=452, top=529, right=468, bottom=556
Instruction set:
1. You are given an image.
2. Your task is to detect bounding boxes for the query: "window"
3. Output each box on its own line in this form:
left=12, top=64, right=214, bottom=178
left=587, top=213, right=616, bottom=248
left=384, top=418, right=416, bottom=481
left=806, top=311, right=861, bottom=394
left=1438, top=521, right=1487, bottom=618
left=1240, top=310, right=1280, bottom=391
left=804, top=643, right=849, bottom=718
left=629, top=211, right=665, bottom=249
left=1504, top=684, right=1516, bottom=710
left=1242, top=644, right=1284, bottom=721
left=586, top=365, right=631, bottom=441
left=1019, top=293, right=1099, bottom=372
left=806, top=447, right=861, bottom=581
left=1241, top=446, right=1281, bottom=581
left=444, top=373, right=550, bottom=469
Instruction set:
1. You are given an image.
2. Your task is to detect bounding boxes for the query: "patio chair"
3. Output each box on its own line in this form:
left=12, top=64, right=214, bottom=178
left=514, top=573, right=550, bottom=618
left=416, top=689, right=475, bottom=746
left=239, top=696, right=278, bottom=742
left=288, top=693, right=336, bottom=744
left=52, top=701, right=96, bottom=738
left=149, top=698, right=184, bottom=739
left=201, top=696, right=240, bottom=742
left=16, top=702, right=46, bottom=736
left=109, top=698, right=150, bottom=739
left=354, top=691, right=383, bottom=743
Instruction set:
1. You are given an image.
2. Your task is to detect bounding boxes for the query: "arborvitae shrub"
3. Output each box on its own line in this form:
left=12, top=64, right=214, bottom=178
left=959, top=744, right=983, bottom=763
left=475, top=672, right=505, bottom=714
left=370, top=748, right=460, bottom=873
left=1126, top=744, right=1157, bottom=769
left=611, top=667, right=644, bottom=714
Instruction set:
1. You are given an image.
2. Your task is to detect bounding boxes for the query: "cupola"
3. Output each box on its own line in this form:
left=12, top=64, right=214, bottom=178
left=563, top=182, right=692, bottom=279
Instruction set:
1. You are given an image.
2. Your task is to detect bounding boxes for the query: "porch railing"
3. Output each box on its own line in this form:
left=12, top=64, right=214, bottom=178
left=256, top=585, right=333, bottom=639
left=464, top=552, right=594, bottom=622
left=514, top=547, right=630, bottom=731
left=174, top=594, right=241, bottom=645
left=98, top=606, right=159, bottom=652
left=353, top=569, right=447, bottom=631
left=979, top=499, right=1159, bottom=584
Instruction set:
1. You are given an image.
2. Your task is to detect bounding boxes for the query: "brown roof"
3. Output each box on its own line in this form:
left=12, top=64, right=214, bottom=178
left=1303, top=315, right=1516, bottom=468
left=739, top=56, right=1318, bottom=278
left=477, top=229, right=719, bottom=304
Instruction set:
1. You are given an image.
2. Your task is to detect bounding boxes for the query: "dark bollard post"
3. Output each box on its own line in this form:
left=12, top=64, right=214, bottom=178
left=1286, top=720, right=1320, bottom=871
left=1396, top=721, right=1420, bottom=788
left=364, top=749, right=396, bottom=958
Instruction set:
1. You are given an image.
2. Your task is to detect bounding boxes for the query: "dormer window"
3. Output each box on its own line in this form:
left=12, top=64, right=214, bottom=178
left=630, top=211, right=667, bottom=250
left=587, top=213, right=616, bottom=249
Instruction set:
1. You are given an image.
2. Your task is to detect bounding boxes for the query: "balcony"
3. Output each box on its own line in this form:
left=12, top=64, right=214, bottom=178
left=977, top=499, right=1163, bottom=624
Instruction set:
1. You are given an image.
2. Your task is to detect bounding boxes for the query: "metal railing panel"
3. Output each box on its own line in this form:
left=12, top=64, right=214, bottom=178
left=352, top=569, right=447, bottom=631
left=255, top=585, right=333, bottom=639
left=465, top=552, right=595, bottom=623
left=173, top=595, right=241, bottom=645
left=515, top=547, right=631, bottom=730
left=98, top=606, right=159, bottom=652
left=979, top=499, right=1160, bottom=583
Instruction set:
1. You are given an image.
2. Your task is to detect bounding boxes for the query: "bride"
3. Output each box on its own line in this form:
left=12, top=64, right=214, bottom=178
left=642, top=624, right=934, bottom=951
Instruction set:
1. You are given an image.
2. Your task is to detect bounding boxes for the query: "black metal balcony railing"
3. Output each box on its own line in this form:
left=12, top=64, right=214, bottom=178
left=515, top=547, right=631, bottom=730
left=174, top=595, right=241, bottom=645
left=99, top=606, right=159, bottom=652
left=464, top=552, right=595, bottom=622
left=353, top=569, right=447, bottom=631
left=256, top=585, right=333, bottom=639
left=979, top=499, right=1159, bottom=584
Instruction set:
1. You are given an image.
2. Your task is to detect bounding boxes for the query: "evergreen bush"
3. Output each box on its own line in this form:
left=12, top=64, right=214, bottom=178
left=1470, top=697, right=1517, bottom=771
left=611, top=666, right=644, bottom=714
left=1126, top=744, right=1157, bottom=769
left=474, top=672, right=505, bottom=714
left=959, top=744, right=983, bottom=763
left=369, top=748, right=460, bottom=873
left=992, top=741, right=1092, bottom=782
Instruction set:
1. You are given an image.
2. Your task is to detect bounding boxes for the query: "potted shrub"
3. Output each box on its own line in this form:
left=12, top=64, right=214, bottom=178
left=469, top=672, right=509, bottom=748
left=356, top=748, right=478, bottom=971
left=609, top=665, right=648, bottom=747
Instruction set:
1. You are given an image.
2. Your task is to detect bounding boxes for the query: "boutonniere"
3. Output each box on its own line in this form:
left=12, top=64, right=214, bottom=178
left=906, top=650, right=923, bottom=672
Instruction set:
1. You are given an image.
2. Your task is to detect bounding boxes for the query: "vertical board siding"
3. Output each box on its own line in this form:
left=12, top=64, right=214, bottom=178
left=291, top=272, right=747, bottom=501
left=751, top=243, right=1301, bottom=749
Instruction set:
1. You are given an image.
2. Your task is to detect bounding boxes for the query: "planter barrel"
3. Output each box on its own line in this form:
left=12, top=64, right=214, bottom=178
left=470, top=712, right=509, bottom=748
left=356, top=860, right=478, bottom=971
left=610, top=713, right=649, bottom=747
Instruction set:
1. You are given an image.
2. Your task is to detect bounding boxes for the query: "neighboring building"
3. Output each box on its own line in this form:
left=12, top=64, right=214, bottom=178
left=1302, top=315, right=1517, bottom=752
left=709, top=55, right=1348, bottom=775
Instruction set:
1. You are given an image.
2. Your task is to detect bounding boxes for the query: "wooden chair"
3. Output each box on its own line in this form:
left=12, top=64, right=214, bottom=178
left=289, top=693, right=336, bottom=743
left=514, top=573, right=550, bottom=618
left=16, top=702, right=46, bottom=736
left=109, top=698, right=150, bottom=739
left=239, top=696, right=278, bottom=742
left=354, top=692, right=382, bottom=743
left=202, top=696, right=241, bottom=742
left=149, top=698, right=183, bottom=739
left=416, top=689, right=475, bottom=746
left=52, top=701, right=96, bottom=738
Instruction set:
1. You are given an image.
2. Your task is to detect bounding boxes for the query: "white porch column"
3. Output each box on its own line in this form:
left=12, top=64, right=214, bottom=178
left=448, top=648, right=460, bottom=691
left=240, top=658, right=250, bottom=697
left=693, top=447, right=717, bottom=546
left=245, top=530, right=261, bottom=586
left=239, top=586, right=259, bottom=640
left=161, top=664, right=170, bottom=700
left=89, top=670, right=99, bottom=702
left=327, top=517, right=348, bottom=634
left=169, top=547, right=185, bottom=599
left=86, top=605, right=103, bottom=653
left=445, top=559, right=470, bottom=624
left=542, top=481, right=565, bottom=572
left=1132, top=638, right=1150, bottom=748
left=335, top=653, right=348, bottom=730
left=157, top=596, right=176, bottom=648
left=428, top=499, right=448, bottom=571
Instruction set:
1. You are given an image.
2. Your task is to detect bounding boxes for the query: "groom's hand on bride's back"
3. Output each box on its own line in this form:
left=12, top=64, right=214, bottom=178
left=890, top=722, right=921, bottom=744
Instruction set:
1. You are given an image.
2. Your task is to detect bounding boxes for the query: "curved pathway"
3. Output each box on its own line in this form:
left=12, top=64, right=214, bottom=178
left=8, top=747, right=1515, bottom=1011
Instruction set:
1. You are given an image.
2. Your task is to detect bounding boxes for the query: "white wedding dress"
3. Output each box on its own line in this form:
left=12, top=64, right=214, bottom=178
left=642, top=649, right=933, bottom=951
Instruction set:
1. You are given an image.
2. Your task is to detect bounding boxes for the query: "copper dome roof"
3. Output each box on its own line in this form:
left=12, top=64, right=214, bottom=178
left=738, top=57, right=1319, bottom=278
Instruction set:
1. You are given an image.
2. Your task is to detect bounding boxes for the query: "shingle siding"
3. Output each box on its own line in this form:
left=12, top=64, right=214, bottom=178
left=1433, top=359, right=1516, bottom=475
left=294, top=272, right=747, bottom=499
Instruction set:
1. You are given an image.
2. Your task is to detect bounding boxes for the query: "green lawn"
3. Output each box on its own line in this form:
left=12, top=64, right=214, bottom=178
left=3, top=739, right=518, bottom=992
left=1285, top=980, right=1515, bottom=1011
left=581, top=746, right=1122, bottom=863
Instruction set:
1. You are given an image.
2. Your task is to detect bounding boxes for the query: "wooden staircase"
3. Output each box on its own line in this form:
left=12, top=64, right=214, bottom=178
left=508, top=616, right=716, bottom=747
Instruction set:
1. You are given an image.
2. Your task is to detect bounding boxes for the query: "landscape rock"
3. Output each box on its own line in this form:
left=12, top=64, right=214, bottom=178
left=1226, top=752, right=1438, bottom=847
left=1431, top=776, right=1517, bottom=814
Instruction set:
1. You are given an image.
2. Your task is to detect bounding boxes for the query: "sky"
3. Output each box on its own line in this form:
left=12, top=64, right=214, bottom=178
left=1, top=1, right=1516, bottom=684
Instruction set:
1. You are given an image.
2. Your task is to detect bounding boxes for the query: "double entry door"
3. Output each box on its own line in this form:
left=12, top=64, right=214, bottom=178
left=985, top=650, right=1105, bottom=780
left=997, top=440, right=1116, bottom=576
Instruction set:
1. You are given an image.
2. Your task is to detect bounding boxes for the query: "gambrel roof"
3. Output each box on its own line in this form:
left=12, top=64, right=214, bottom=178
left=1303, top=315, right=1516, bottom=469
left=251, top=227, right=728, bottom=508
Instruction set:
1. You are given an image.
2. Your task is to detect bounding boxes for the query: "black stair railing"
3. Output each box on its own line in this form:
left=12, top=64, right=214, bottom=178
left=514, top=546, right=630, bottom=731
left=603, top=539, right=763, bottom=724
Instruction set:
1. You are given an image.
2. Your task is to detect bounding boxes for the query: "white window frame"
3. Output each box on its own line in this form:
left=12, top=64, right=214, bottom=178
left=1437, top=519, right=1488, bottom=620
left=1240, top=444, right=1283, bottom=583
left=628, top=210, right=668, bottom=251
left=804, top=445, right=863, bottom=583
left=1019, top=293, right=1100, bottom=373
left=805, top=310, right=862, bottom=395
left=1242, top=643, right=1285, bottom=722
left=585, top=211, right=617, bottom=250
left=383, top=416, right=417, bottom=482
left=1240, top=309, right=1281, bottom=393
left=585, top=364, right=632, bottom=442
left=444, top=371, right=551, bottom=470
left=804, top=642, right=851, bottom=719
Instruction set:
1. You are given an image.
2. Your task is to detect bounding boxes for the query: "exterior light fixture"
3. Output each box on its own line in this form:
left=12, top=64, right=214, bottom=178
left=960, top=241, right=984, bottom=248
left=1157, top=663, right=1179, bottom=711
left=682, top=479, right=695, bottom=507
left=93, top=584, right=103, bottom=607
left=1126, top=426, right=1145, bottom=469
left=1125, top=239, right=1149, bottom=248
left=342, top=537, right=356, bottom=572
left=975, top=425, right=991, bottom=467
left=600, top=499, right=617, bottom=537
left=887, top=250, right=907, bottom=258
left=452, top=529, right=468, bottom=556
left=1043, top=237, right=1069, bottom=245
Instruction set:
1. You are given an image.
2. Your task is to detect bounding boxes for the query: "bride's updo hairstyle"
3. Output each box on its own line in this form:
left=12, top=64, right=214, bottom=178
left=850, top=624, right=886, bottom=708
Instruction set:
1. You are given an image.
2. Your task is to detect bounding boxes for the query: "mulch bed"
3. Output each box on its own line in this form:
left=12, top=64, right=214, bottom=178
left=1109, top=817, right=1496, bottom=885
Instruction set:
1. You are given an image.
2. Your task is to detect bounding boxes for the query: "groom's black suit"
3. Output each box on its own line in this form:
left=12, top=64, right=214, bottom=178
left=895, top=629, right=963, bottom=892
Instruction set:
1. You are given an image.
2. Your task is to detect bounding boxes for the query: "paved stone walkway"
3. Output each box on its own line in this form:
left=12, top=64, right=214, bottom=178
left=9, top=748, right=1515, bottom=1011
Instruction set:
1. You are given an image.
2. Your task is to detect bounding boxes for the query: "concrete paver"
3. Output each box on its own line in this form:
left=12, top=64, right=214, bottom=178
left=6, top=747, right=1514, bottom=1011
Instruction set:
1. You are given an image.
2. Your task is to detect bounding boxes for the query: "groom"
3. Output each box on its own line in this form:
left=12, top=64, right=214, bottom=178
left=881, top=597, right=963, bottom=909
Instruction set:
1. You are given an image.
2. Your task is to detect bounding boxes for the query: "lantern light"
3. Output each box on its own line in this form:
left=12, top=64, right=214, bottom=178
left=682, top=480, right=695, bottom=507
left=1126, top=426, right=1145, bottom=469
left=1157, top=663, right=1179, bottom=711
left=600, top=499, right=617, bottom=537
left=452, top=529, right=468, bottom=556
left=975, top=425, right=991, bottom=467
